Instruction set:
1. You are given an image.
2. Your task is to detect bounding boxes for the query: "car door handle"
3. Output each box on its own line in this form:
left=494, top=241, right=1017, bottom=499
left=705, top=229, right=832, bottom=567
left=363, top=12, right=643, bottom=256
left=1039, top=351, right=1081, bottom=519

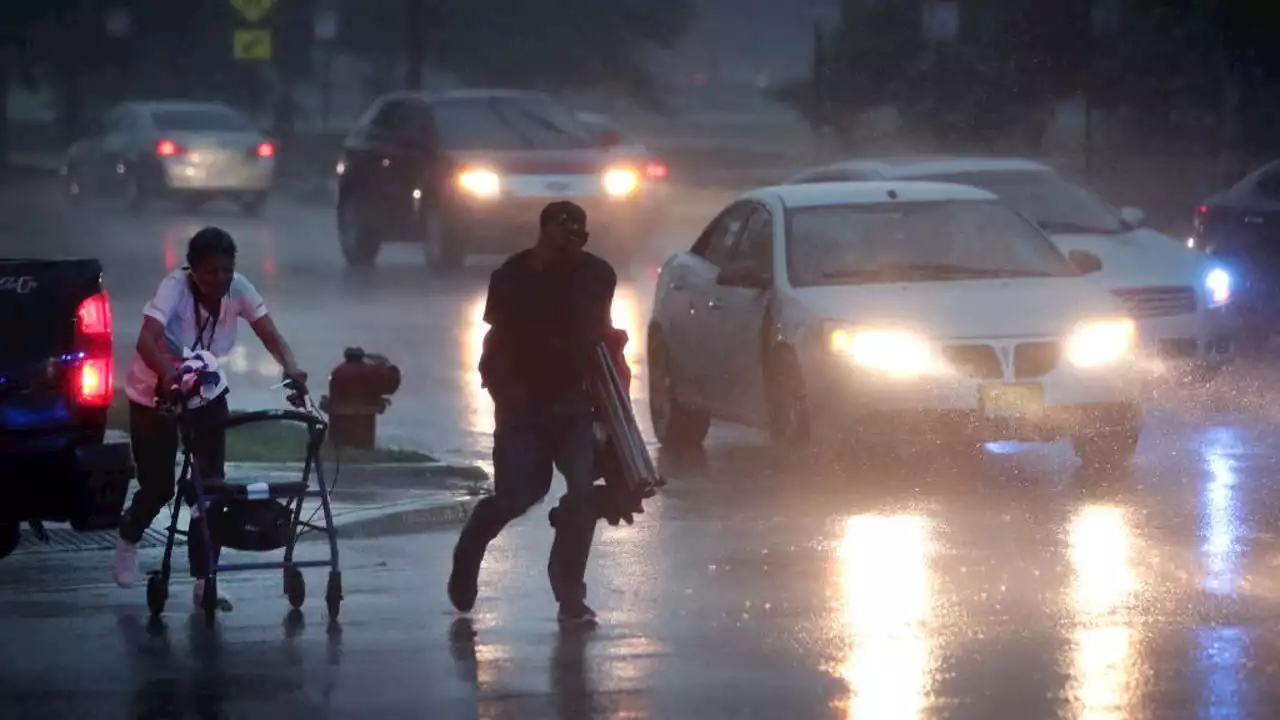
left=669, top=282, right=684, bottom=291
left=707, top=298, right=722, bottom=310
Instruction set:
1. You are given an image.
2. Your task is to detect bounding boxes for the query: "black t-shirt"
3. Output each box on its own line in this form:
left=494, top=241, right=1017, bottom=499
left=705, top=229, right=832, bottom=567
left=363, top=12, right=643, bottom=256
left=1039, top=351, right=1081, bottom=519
left=480, top=249, right=617, bottom=407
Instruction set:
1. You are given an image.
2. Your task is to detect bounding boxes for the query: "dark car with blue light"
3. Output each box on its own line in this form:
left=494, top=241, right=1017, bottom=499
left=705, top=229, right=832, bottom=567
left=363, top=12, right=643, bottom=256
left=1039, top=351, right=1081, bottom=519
left=1, top=258, right=134, bottom=559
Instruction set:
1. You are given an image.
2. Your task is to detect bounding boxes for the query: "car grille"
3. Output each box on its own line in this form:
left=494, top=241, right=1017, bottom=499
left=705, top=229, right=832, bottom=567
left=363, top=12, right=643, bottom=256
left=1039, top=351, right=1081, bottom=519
left=1013, top=342, right=1061, bottom=378
left=942, top=345, right=1003, bottom=379
left=1111, top=286, right=1196, bottom=318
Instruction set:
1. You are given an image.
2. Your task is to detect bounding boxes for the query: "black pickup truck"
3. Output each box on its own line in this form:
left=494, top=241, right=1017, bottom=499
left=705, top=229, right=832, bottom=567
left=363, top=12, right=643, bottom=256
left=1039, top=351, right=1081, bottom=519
left=1, top=259, right=134, bottom=559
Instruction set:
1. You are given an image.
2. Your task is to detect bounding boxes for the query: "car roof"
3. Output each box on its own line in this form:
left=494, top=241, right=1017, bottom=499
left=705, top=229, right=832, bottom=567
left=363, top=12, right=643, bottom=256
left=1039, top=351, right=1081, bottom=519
left=745, top=181, right=1000, bottom=209
left=797, top=156, right=1052, bottom=180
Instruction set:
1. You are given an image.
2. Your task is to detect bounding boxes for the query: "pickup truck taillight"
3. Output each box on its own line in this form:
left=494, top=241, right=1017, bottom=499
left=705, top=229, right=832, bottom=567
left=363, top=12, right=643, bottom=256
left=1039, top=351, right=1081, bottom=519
left=73, top=291, right=113, bottom=407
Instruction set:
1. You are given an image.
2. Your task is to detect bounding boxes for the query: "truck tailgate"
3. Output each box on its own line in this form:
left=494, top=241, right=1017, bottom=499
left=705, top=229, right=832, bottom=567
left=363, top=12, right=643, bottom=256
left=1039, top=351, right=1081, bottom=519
left=0, top=258, right=107, bottom=441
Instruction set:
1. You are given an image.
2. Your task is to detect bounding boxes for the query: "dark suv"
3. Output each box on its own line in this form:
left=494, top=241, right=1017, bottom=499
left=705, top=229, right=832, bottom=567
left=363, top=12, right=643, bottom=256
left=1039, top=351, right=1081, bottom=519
left=335, top=89, right=664, bottom=269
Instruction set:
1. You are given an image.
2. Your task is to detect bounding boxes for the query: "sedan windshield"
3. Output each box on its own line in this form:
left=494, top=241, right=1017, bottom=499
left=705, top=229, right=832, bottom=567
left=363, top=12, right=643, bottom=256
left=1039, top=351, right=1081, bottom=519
left=150, top=107, right=256, bottom=133
left=786, top=200, right=1078, bottom=287
left=432, top=97, right=597, bottom=151
left=922, top=170, right=1127, bottom=234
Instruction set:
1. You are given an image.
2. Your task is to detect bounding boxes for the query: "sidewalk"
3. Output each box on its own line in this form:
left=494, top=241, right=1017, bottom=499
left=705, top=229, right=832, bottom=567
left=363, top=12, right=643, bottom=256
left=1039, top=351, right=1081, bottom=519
left=11, top=460, right=490, bottom=557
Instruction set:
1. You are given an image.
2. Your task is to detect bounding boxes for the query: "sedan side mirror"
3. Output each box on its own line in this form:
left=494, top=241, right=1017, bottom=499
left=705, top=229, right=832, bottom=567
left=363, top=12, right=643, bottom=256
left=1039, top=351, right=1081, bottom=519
left=716, top=263, right=770, bottom=289
left=1067, top=249, right=1104, bottom=275
left=1119, top=206, right=1146, bottom=228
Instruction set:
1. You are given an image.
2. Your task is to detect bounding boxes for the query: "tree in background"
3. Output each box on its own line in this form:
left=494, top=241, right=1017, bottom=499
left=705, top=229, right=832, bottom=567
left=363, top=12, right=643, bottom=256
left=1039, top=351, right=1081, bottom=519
left=781, top=0, right=1280, bottom=161
left=338, top=0, right=694, bottom=108
left=0, top=6, right=45, bottom=162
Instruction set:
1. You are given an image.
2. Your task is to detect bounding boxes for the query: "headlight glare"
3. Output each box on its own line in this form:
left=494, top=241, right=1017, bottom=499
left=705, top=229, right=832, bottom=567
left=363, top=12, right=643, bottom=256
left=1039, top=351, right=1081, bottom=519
left=603, top=167, right=639, bottom=197
left=829, top=326, right=943, bottom=376
left=1065, top=318, right=1136, bottom=368
left=457, top=167, right=501, bottom=198
left=1205, top=267, right=1231, bottom=307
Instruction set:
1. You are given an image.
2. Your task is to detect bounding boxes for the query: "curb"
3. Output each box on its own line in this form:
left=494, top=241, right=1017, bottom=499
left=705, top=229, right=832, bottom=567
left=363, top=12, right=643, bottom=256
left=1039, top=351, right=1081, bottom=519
left=226, top=460, right=491, bottom=483
left=299, top=495, right=483, bottom=542
left=12, top=493, right=486, bottom=556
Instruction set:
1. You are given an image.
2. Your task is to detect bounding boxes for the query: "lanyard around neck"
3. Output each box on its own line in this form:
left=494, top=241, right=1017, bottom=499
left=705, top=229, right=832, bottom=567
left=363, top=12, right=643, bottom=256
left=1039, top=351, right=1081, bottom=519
left=188, top=276, right=221, bottom=352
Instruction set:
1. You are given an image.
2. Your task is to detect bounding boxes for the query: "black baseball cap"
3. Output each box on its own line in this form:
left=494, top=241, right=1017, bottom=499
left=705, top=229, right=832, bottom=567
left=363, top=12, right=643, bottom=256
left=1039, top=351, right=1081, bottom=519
left=540, top=200, right=587, bottom=230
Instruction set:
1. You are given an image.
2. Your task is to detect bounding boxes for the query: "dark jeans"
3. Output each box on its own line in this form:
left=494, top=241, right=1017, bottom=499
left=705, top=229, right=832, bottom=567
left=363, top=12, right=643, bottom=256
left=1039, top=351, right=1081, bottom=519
left=118, top=396, right=228, bottom=578
left=456, top=396, right=599, bottom=604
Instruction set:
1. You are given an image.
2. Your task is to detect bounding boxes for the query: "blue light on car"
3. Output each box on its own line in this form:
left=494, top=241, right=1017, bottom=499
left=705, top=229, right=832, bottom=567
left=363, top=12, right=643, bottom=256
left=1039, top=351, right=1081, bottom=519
left=1206, top=268, right=1231, bottom=307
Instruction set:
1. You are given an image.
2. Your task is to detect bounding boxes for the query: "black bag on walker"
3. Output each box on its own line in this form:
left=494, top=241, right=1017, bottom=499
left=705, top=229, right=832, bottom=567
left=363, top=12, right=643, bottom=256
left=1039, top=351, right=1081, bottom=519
left=209, top=498, right=295, bottom=552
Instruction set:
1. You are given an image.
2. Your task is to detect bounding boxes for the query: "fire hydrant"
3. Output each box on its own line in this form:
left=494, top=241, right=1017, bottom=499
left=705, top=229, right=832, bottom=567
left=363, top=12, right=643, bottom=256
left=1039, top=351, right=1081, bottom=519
left=320, top=347, right=401, bottom=450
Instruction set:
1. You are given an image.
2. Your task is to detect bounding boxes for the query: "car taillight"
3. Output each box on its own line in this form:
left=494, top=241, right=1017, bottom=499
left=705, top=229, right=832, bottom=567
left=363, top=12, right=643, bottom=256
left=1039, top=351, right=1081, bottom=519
left=257, top=142, right=275, bottom=158
left=73, top=291, right=113, bottom=407
left=76, top=358, right=112, bottom=407
left=644, top=161, right=668, bottom=179
left=156, top=139, right=181, bottom=157
left=1194, top=204, right=1212, bottom=232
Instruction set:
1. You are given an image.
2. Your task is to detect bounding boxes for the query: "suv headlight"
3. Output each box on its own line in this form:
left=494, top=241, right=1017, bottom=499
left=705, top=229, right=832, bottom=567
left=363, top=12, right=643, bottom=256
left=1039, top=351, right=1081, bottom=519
left=603, top=167, right=639, bottom=197
left=827, top=325, right=946, bottom=376
left=1064, top=318, right=1136, bottom=368
left=1205, top=267, right=1231, bottom=307
left=457, top=167, right=501, bottom=198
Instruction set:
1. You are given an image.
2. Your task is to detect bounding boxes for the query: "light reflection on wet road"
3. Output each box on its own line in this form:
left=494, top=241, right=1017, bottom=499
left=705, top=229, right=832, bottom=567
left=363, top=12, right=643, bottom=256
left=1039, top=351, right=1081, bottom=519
left=8, top=181, right=1280, bottom=717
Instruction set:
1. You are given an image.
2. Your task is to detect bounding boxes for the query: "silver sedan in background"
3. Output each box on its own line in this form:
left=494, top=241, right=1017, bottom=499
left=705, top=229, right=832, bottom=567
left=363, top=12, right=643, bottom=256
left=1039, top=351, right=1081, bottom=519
left=64, top=100, right=276, bottom=216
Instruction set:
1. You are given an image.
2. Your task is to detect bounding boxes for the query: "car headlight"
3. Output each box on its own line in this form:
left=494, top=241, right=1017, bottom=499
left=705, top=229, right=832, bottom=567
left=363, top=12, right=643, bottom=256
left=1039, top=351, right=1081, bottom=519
left=1064, top=318, right=1136, bottom=368
left=457, top=167, right=501, bottom=198
left=602, top=167, right=639, bottom=197
left=1205, top=267, right=1231, bottom=307
left=828, top=326, right=945, bottom=376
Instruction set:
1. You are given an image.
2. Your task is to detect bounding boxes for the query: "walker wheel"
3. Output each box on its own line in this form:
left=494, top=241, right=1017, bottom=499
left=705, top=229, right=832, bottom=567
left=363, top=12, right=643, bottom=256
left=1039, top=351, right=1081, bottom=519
left=284, top=567, right=306, bottom=609
left=146, top=573, right=168, bottom=617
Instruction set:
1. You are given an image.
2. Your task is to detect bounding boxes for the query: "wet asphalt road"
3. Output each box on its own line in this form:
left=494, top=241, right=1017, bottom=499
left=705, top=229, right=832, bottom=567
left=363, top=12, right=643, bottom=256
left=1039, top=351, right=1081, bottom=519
left=6, top=175, right=1280, bottom=717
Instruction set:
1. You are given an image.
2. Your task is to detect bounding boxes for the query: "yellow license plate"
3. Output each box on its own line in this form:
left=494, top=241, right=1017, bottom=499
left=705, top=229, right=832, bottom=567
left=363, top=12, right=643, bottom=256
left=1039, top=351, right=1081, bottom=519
left=979, top=383, right=1044, bottom=419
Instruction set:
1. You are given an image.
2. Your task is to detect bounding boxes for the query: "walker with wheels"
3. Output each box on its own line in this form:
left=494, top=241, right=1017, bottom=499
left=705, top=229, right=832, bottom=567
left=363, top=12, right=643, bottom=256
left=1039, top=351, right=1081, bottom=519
left=144, top=351, right=343, bottom=626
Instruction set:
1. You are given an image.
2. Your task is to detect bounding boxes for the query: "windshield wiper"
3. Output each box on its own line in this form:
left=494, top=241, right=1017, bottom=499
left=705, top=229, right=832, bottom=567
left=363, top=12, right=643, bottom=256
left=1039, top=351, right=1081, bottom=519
left=821, top=264, right=1054, bottom=280
left=1035, top=220, right=1122, bottom=234
left=821, top=263, right=993, bottom=278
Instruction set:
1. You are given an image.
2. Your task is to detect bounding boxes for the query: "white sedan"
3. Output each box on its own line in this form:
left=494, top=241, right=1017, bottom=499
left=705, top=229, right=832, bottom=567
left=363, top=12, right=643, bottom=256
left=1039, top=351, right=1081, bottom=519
left=785, top=157, right=1237, bottom=382
left=647, top=181, right=1146, bottom=468
left=64, top=100, right=276, bottom=215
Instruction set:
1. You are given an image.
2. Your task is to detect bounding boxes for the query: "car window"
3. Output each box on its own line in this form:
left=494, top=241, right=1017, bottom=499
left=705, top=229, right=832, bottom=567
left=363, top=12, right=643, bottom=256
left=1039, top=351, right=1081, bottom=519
left=785, top=200, right=1078, bottom=287
left=692, top=204, right=753, bottom=267
left=796, top=169, right=863, bottom=183
left=430, top=97, right=595, bottom=151
left=921, top=169, right=1127, bottom=234
left=1254, top=165, right=1280, bottom=200
left=370, top=99, right=429, bottom=139
left=149, top=107, right=255, bottom=132
left=730, top=208, right=774, bottom=275
left=578, top=116, right=634, bottom=144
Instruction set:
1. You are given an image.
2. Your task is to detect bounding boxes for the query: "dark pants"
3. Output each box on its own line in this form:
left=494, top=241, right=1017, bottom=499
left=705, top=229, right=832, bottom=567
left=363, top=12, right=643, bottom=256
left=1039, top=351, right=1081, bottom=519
left=118, top=396, right=228, bottom=578
left=456, top=396, right=599, bottom=604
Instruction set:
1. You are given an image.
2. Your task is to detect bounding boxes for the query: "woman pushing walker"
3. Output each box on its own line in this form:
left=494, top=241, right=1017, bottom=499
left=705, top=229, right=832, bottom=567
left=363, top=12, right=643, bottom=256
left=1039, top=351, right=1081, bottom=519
left=112, top=227, right=308, bottom=613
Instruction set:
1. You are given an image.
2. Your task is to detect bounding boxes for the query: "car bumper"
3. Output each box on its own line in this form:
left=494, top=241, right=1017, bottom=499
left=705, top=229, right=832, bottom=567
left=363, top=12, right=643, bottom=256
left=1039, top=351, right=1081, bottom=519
left=2, top=440, right=135, bottom=530
left=162, top=157, right=274, bottom=192
left=808, top=358, right=1143, bottom=442
left=1134, top=306, right=1237, bottom=375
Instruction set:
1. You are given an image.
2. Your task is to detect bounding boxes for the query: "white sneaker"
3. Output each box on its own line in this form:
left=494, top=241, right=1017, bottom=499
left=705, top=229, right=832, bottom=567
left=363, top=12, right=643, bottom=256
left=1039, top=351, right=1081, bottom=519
left=113, top=537, right=138, bottom=588
left=192, top=578, right=234, bottom=612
